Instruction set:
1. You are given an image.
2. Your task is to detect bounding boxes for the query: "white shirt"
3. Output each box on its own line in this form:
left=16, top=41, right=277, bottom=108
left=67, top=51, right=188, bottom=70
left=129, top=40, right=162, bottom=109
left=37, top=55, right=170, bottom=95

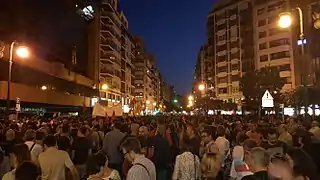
left=25, top=141, right=43, bottom=164
left=38, top=147, right=74, bottom=180
left=172, top=152, right=201, bottom=180
left=2, top=169, right=15, bottom=180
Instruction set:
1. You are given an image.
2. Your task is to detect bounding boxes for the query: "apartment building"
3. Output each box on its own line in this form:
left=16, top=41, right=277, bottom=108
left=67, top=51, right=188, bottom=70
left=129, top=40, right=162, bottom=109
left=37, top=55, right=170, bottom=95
left=88, top=0, right=134, bottom=107
left=254, top=0, right=296, bottom=91
left=132, top=37, right=158, bottom=112
left=208, top=0, right=254, bottom=103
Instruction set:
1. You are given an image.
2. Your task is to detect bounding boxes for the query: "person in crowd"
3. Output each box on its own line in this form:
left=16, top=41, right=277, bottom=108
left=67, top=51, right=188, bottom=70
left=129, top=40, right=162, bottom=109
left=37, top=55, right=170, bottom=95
left=137, top=126, right=150, bottom=153
left=71, top=126, right=92, bottom=179
left=15, top=161, right=40, bottom=180
left=182, top=123, right=200, bottom=156
left=242, top=147, right=270, bottom=180
left=38, top=135, right=79, bottom=180
left=215, top=125, right=230, bottom=168
left=91, top=125, right=104, bottom=153
left=147, top=121, right=172, bottom=180
left=24, top=130, right=42, bottom=164
left=200, top=128, right=215, bottom=157
left=201, top=153, right=222, bottom=180
left=286, top=147, right=318, bottom=180
left=2, top=129, right=17, bottom=156
left=309, top=120, right=319, bottom=134
left=103, top=121, right=125, bottom=174
left=230, top=139, right=257, bottom=180
left=3, top=144, right=31, bottom=180
left=87, top=151, right=121, bottom=180
left=56, top=124, right=71, bottom=152
left=278, top=124, right=293, bottom=147
left=261, top=128, right=285, bottom=156
left=288, top=118, right=299, bottom=135
left=121, top=137, right=156, bottom=180
left=246, top=124, right=261, bottom=145
left=172, top=139, right=201, bottom=180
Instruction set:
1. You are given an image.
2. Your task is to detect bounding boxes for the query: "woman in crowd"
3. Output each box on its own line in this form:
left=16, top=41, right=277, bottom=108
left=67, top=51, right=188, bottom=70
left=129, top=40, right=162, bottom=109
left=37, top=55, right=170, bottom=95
left=3, top=144, right=31, bottom=180
left=201, top=153, right=222, bottom=180
left=15, top=161, right=40, bottom=180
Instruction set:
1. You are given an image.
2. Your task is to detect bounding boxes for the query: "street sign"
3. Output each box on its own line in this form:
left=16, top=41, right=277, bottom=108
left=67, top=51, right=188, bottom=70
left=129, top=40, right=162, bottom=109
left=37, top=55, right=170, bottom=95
left=262, top=90, right=274, bottom=108
left=15, top=97, right=21, bottom=112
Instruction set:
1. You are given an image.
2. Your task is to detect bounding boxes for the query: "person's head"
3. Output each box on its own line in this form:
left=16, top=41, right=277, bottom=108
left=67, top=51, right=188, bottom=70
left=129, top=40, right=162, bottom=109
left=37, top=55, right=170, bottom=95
left=237, top=133, right=248, bottom=146
left=206, top=142, right=219, bottom=155
left=186, top=123, right=195, bottom=137
left=6, top=129, right=15, bottom=141
left=138, top=126, right=148, bottom=136
left=78, top=126, right=87, bottom=137
left=120, top=137, right=141, bottom=163
left=286, top=148, right=317, bottom=180
left=201, top=129, right=213, bottom=144
left=15, top=161, right=40, bottom=180
left=311, top=121, right=319, bottom=128
left=11, top=144, right=31, bottom=168
left=86, top=150, right=108, bottom=176
left=113, top=121, right=122, bottom=130
left=180, top=139, right=195, bottom=154
left=42, top=135, right=57, bottom=149
left=216, top=125, right=226, bottom=137
left=268, top=128, right=279, bottom=144
left=35, top=131, right=45, bottom=142
left=61, top=124, right=70, bottom=134
left=278, top=124, right=287, bottom=134
left=130, top=123, right=139, bottom=136
left=245, top=147, right=270, bottom=173
left=24, top=130, right=35, bottom=141
left=201, top=153, right=221, bottom=179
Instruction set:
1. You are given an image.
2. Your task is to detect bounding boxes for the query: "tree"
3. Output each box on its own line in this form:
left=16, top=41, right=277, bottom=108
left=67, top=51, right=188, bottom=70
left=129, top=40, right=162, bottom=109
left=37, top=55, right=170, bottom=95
left=240, top=67, right=285, bottom=110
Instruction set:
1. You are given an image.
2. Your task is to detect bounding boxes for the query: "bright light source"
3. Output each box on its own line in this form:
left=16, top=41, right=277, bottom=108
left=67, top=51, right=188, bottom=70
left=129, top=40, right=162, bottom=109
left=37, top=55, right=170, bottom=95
left=146, top=100, right=150, bottom=104
left=16, top=47, right=29, bottom=58
left=41, top=85, right=47, bottom=91
left=101, top=84, right=108, bottom=90
left=173, top=99, right=178, bottom=103
left=278, top=13, right=292, bottom=28
left=188, top=95, right=194, bottom=101
left=198, top=84, right=205, bottom=91
left=153, top=102, right=157, bottom=106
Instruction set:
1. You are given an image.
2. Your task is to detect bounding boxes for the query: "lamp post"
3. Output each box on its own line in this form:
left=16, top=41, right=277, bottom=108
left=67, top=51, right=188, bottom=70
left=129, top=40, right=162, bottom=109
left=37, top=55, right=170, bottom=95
left=6, top=42, right=29, bottom=117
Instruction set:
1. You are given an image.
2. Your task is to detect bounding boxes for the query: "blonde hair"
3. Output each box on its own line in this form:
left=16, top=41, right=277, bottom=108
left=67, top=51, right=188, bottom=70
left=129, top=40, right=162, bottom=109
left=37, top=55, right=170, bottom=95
left=201, top=153, right=221, bottom=179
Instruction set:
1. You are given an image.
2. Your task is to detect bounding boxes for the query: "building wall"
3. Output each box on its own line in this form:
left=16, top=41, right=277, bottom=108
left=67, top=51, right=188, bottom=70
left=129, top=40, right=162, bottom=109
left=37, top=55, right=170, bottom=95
left=254, top=0, right=295, bottom=91
left=209, top=0, right=254, bottom=103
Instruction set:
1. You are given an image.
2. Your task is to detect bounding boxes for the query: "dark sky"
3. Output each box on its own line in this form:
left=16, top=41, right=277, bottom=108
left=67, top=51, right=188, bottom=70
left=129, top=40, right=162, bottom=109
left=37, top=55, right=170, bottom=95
left=120, top=0, right=214, bottom=95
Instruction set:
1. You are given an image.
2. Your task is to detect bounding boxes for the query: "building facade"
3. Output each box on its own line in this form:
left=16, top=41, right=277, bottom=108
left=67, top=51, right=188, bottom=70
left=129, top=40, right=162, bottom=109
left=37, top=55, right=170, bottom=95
left=206, top=0, right=254, bottom=103
left=88, top=0, right=134, bottom=107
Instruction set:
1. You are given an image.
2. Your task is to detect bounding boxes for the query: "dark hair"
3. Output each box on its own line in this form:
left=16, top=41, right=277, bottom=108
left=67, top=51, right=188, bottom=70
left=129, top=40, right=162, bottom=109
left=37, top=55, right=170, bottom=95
left=114, top=121, right=122, bottom=130
left=202, top=128, right=213, bottom=138
left=12, top=144, right=31, bottom=166
left=43, top=135, right=57, bottom=147
left=86, top=150, right=107, bottom=175
left=15, top=161, right=40, bottom=180
left=62, top=124, right=70, bottom=134
left=24, top=130, right=35, bottom=141
left=286, top=148, right=317, bottom=180
left=216, top=125, right=226, bottom=137
left=180, top=139, right=195, bottom=153
left=120, top=137, right=141, bottom=154
left=35, top=131, right=45, bottom=141
left=243, top=139, right=258, bottom=151
left=79, top=126, right=87, bottom=135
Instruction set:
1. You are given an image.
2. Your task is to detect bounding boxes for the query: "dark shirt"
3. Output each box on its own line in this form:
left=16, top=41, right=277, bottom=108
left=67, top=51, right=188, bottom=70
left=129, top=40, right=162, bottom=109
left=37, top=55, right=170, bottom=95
left=1, top=140, right=17, bottom=156
left=57, top=135, right=71, bottom=152
left=148, top=134, right=172, bottom=170
left=189, top=136, right=201, bottom=156
left=261, top=141, right=286, bottom=156
left=241, top=170, right=269, bottom=180
left=72, top=136, right=92, bottom=165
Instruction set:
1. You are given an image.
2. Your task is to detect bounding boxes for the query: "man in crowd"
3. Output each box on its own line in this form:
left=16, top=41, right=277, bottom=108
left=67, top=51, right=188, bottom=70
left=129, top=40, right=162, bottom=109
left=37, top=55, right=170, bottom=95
left=39, top=135, right=79, bottom=180
left=278, top=124, right=292, bottom=147
left=262, top=128, right=285, bottom=156
left=121, top=137, right=156, bottom=180
left=200, top=128, right=214, bottom=157
left=24, top=130, right=43, bottom=164
left=242, top=147, right=270, bottom=180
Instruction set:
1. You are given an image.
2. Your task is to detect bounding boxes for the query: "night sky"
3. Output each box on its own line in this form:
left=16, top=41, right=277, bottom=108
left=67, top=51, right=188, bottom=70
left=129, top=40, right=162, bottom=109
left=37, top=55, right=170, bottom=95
left=120, top=0, right=214, bottom=95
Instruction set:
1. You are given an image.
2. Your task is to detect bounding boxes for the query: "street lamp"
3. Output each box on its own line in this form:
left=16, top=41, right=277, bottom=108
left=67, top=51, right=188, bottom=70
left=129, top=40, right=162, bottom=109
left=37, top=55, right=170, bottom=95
left=278, top=12, right=293, bottom=28
left=153, top=102, right=157, bottom=106
left=188, top=95, right=194, bottom=101
left=101, top=84, right=108, bottom=90
left=198, top=84, right=205, bottom=91
left=6, top=42, right=29, bottom=116
left=41, top=85, right=47, bottom=91
left=146, top=100, right=150, bottom=104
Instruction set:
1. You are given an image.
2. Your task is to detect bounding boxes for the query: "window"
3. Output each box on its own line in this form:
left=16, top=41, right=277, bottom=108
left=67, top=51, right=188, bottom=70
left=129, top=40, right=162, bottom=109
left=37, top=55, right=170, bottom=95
left=230, top=40, right=239, bottom=49
left=269, top=38, right=290, bottom=48
left=219, top=88, right=228, bottom=94
left=217, top=55, right=227, bottom=63
left=232, top=74, right=240, bottom=81
left=218, top=34, right=226, bottom=41
left=257, top=8, right=265, bottom=15
left=217, top=44, right=227, bottom=52
left=270, top=51, right=290, bottom=60
left=218, top=66, right=228, bottom=73
left=268, top=28, right=283, bottom=36
left=260, top=55, right=268, bottom=62
left=259, top=31, right=267, bottom=38
left=259, top=43, right=267, bottom=50
left=231, top=51, right=240, bottom=60
left=218, top=76, right=228, bottom=83
left=231, top=63, right=239, bottom=70
left=258, top=19, right=266, bottom=27
left=279, top=64, right=291, bottom=71
left=230, top=28, right=238, bottom=38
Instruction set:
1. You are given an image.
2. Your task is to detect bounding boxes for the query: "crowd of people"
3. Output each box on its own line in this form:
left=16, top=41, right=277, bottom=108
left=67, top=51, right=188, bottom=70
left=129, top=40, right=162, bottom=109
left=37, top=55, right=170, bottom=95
left=0, top=115, right=318, bottom=180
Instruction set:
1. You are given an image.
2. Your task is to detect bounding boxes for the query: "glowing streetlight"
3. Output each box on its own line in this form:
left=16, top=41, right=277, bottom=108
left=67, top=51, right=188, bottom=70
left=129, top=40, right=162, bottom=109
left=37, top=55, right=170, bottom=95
left=278, top=12, right=293, bottom=29
left=101, top=84, right=108, bottom=90
left=188, top=95, right=194, bottom=101
left=16, top=46, right=29, bottom=58
left=41, top=85, right=47, bottom=91
left=146, top=100, right=150, bottom=104
left=153, top=102, right=157, bottom=106
left=198, top=84, right=205, bottom=91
